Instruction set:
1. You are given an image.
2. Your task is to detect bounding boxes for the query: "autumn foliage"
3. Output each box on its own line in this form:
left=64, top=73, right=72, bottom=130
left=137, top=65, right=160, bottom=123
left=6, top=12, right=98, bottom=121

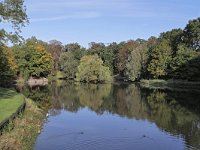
left=0, top=46, right=18, bottom=81
left=13, top=38, right=53, bottom=79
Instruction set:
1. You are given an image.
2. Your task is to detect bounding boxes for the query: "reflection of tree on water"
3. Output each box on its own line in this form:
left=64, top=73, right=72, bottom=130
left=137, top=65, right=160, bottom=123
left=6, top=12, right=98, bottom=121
left=55, top=82, right=112, bottom=113
left=146, top=90, right=200, bottom=149
left=16, top=84, right=52, bottom=111
left=76, top=83, right=111, bottom=112
left=17, top=82, right=200, bottom=149
left=57, top=83, right=200, bottom=149
left=58, top=82, right=80, bottom=112
left=113, top=84, right=149, bottom=119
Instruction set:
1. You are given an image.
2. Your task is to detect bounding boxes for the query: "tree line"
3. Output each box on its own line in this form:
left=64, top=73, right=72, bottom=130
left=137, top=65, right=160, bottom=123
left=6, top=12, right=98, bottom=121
left=59, top=17, right=200, bottom=82
left=1, top=17, right=200, bottom=83
left=18, top=82, right=200, bottom=149
left=0, top=0, right=200, bottom=83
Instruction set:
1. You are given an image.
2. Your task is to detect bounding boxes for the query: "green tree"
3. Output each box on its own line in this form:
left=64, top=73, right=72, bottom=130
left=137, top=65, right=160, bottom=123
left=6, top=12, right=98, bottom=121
left=59, top=52, right=79, bottom=79
left=148, top=39, right=172, bottom=78
left=160, top=29, right=183, bottom=55
left=64, top=43, right=81, bottom=52
left=0, top=46, right=18, bottom=81
left=0, top=0, right=28, bottom=44
left=116, top=40, right=139, bottom=76
left=184, top=56, right=200, bottom=81
left=13, top=38, right=53, bottom=79
left=107, top=42, right=120, bottom=74
left=183, top=17, right=200, bottom=51
left=63, top=43, right=85, bottom=60
left=147, top=37, right=158, bottom=57
left=100, top=46, right=115, bottom=73
left=87, top=42, right=105, bottom=56
left=170, top=44, right=198, bottom=78
left=125, top=44, right=148, bottom=81
left=47, top=40, right=62, bottom=75
left=76, top=55, right=112, bottom=83
left=72, top=47, right=85, bottom=61
left=87, top=42, right=116, bottom=73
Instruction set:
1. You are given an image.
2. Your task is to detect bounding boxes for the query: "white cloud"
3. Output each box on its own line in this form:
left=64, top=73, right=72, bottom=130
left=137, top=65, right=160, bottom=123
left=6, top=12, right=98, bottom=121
left=26, top=0, right=150, bottom=16
left=30, top=12, right=101, bottom=22
left=26, top=0, right=196, bottom=21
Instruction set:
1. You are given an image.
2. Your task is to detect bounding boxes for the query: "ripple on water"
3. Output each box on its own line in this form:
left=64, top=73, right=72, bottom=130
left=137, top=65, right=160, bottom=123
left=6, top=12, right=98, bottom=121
left=47, top=135, right=156, bottom=150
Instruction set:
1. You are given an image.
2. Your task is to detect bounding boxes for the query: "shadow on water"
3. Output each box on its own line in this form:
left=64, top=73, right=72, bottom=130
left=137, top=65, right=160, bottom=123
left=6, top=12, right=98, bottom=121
left=17, top=81, right=200, bottom=150
left=16, top=84, right=52, bottom=111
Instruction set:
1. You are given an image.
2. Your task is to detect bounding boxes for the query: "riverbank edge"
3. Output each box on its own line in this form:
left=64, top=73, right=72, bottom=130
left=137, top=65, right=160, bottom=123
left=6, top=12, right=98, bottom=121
left=0, top=97, right=26, bottom=132
left=0, top=98, right=47, bottom=150
left=140, top=79, right=200, bottom=90
left=15, top=71, right=64, bottom=86
left=15, top=74, right=200, bottom=89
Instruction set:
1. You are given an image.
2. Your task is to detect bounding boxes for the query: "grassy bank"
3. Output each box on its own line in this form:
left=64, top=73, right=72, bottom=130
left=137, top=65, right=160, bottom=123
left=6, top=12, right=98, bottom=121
left=0, top=88, right=24, bottom=123
left=140, top=79, right=200, bottom=89
left=0, top=99, right=46, bottom=150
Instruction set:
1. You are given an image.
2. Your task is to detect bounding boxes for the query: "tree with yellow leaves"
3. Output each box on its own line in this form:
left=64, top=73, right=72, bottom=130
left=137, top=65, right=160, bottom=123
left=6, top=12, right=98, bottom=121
left=13, top=37, right=53, bottom=79
left=0, top=46, right=18, bottom=81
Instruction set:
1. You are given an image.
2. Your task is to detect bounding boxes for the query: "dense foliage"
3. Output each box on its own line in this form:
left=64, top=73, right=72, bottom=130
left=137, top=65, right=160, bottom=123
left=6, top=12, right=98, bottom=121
left=125, top=44, right=148, bottom=81
left=0, top=0, right=28, bottom=44
left=1, top=16, right=200, bottom=83
left=0, top=46, right=18, bottom=81
left=148, top=39, right=172, bottom=78
left=13, top=38, right=53, bottom=79
left=47, top=40, right=62, bottom=75
left=59, top=52, right=79, bottom=79
left=183, top=18, right=200, bottom=51
left=0, top=0, right=28, bottom=83
left=57, top=17, right=198, bottom=82
left=76, top=55, right=112, bottom=83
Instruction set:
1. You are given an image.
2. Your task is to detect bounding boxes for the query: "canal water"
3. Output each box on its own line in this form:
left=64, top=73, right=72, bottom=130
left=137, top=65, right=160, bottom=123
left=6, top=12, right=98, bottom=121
left=19, top=82, right=200, bottom=150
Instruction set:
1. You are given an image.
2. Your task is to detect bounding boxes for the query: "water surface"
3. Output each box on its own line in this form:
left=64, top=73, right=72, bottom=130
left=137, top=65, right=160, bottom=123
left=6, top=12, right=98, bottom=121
left=20, top=82, right=200, bottom=150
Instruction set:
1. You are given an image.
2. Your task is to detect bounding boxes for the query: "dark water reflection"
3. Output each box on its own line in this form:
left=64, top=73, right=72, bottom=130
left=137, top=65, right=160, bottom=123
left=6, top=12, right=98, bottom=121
left=18, top=82, right=200, bottom=150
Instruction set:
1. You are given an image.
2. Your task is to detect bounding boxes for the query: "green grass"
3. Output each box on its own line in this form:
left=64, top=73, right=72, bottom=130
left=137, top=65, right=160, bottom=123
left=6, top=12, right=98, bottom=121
left=0, top=88, right=24, bottom=123
left=0, top=98, right=46, bottom=150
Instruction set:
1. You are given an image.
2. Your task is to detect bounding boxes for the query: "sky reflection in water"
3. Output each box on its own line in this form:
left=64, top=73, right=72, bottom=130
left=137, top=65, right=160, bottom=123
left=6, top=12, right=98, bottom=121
left=21, top=82, right=200, bottom=150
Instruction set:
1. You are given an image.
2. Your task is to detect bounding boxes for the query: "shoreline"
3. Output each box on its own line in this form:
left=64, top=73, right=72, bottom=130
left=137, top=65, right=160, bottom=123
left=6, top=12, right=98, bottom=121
left=140, top=79, right=200, bottom=90
left=0, top=88, right=25, bottom=128
left=0, top=100, right=26, bottom=132
left=0, top=98, right=47, bottom=150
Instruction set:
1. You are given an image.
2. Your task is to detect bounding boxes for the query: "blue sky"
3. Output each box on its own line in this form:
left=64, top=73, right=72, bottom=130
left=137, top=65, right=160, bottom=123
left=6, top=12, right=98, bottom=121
left=15, top=0, right=200, bottom=46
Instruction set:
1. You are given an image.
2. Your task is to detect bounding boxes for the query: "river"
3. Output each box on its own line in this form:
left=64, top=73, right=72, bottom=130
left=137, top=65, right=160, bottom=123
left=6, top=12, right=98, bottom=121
left=18, top=81, right=200, bottom=150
